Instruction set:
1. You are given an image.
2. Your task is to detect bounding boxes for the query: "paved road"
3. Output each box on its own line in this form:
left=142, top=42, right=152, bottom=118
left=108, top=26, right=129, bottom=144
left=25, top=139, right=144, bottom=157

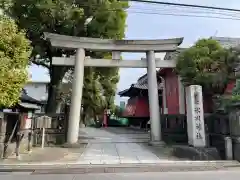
left=1, top=169, right=240, bottom=179
left=77, top=127, right=173, bottom=164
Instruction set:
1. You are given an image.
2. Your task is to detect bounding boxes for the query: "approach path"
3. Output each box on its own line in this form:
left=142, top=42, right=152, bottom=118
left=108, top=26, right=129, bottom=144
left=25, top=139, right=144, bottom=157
left=77, top=127, right=177, bottom=164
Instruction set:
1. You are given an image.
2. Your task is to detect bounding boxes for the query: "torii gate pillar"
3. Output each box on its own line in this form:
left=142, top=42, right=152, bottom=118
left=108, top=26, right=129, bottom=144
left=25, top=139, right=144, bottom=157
left=67, top=48, right=85, bottom=143
left=147, top=51, right=162, bottom=144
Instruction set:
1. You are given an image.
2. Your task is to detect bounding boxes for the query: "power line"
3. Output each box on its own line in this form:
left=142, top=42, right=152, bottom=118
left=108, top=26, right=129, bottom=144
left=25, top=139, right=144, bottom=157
left=130, top=4, right=240, bottom=17
left=121, top=0, right=240, bottom=13
left=13, top=1, right=240, bottom=22
left=128, top=10, right=240, bottom=21
left=75, top=2, right=240, bottom=21
left=129, top=7, right=240, bottom=19
left=76, top=2, right=240, bottom=20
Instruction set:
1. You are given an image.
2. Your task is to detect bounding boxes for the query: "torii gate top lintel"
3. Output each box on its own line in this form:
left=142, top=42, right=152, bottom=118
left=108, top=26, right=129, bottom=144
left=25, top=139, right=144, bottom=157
left=44, top=32, right=183, bottom=52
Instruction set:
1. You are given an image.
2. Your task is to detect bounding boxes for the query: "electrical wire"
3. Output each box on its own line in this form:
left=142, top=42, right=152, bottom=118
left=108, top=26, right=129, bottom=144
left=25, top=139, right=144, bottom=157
left=127, top=10, right=240, bottom=21
left=73, top=2, right=240, bottom=21
left=121, top=0, right=240, bottom=13
left=129, top=5, right=240, bottom=18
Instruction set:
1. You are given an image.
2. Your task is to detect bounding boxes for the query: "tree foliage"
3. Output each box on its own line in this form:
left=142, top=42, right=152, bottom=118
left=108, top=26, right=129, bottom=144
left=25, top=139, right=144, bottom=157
left=2, top=0, right=128, bottom=113
left=112, top=105, right=123, bottom=117
left=65, top=65, right=120, bottom=123
left=176, top=39, right=240, bottom=96
left=0, top=15, right=32, bottom=108
left=217, top=79, right=240, bottom=112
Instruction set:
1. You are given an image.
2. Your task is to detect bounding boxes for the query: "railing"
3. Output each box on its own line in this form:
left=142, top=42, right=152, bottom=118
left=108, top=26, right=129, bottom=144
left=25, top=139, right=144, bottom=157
left=205, top=113, right=230, bottom=159
left=161, top=114, right=188, bottom=144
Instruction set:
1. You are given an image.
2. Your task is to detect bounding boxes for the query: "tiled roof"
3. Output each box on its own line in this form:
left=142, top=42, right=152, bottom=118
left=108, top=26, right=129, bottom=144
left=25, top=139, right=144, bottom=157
left=20, top=89, right=44, bottom=105
left=132, top=81, right=163, bottom=90
left=118, top=76, right=163, bottom=97
left=164, top=48, right=186, bottom=61
left=134, top=70, right=163, bottom=89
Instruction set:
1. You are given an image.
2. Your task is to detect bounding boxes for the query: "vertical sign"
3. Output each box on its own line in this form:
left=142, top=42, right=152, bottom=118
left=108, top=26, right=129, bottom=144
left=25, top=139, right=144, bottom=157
left=186, top=85, right=206, bottom=147
left=120, top=101, right=126, bottom=110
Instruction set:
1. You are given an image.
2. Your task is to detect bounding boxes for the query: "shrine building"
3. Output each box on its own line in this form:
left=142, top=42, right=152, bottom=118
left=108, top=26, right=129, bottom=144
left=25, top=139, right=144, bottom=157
left=118, top=37, right=237, bottom=125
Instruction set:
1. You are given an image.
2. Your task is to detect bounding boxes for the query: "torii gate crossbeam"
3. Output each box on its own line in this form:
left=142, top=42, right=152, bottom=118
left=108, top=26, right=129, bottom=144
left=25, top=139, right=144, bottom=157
left=44, top=33, right=183, bottom=146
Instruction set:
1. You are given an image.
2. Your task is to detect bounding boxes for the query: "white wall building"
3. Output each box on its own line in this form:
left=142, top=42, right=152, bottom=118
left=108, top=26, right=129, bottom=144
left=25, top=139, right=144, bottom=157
left=24, top=81, right=49, bottom=112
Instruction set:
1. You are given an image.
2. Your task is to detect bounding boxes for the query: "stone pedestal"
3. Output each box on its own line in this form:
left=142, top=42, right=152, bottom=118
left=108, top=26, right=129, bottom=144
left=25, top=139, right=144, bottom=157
left=148, top=140, right=165, bottom=147
left=224, top=136, right=233, bottom=160
left=228, top=103, right=240, bottom=161
left=186, top=85, right=206, bottom=147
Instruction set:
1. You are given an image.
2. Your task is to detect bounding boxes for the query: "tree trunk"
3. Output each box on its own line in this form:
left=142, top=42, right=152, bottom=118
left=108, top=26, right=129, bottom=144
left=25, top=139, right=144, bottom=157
left=82, top=113, right=86, bottom=125
left=46, top=66, right=68, bottom=113
left=56, top=102, right=62, bottom=113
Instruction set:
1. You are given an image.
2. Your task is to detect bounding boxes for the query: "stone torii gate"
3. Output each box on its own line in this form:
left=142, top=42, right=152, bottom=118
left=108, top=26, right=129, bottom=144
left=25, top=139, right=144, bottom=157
left=44, top=33, right=183, bottom=145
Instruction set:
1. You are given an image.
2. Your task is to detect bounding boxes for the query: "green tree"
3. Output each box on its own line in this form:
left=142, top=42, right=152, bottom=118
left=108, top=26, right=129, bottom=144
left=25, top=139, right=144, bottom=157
left=2, top=0, right=128, bottom=113
left=65, top=65, right=119, bottom=125
left=217, top=79, right=240, bottom=112
left=176, top=39, right=240, bottom=97
left=112, top=105, right=122, bottom=117
left=0, top=15, right=32, bottom=108
left=99, top=67, right=119, bottom=109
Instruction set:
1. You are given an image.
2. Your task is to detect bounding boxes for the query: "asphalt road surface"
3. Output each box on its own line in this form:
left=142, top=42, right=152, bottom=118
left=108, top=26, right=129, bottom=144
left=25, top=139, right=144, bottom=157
left=0, top=168, right=240, bottom=179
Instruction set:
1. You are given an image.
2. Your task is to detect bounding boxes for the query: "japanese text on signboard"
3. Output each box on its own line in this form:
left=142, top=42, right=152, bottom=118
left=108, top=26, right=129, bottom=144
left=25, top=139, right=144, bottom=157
left=194, top=89, right=203, bottom=140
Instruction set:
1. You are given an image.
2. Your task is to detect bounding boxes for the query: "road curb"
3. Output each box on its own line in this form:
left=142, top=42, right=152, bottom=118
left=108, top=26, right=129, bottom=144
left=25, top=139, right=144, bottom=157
left=0, top=161, right=239, bottom=174
left=0, top=160, right=238, bottom=166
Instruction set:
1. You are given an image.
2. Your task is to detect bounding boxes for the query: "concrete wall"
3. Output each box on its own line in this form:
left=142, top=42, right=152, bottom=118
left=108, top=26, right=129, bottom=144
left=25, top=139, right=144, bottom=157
left=24, top=82, right=48, bottom=102
left=24, top=82, right=49, bottom=113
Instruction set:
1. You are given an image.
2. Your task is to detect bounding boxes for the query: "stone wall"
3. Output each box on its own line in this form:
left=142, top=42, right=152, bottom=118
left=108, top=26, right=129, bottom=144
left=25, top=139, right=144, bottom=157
left=172, top=145, right=221, bottom=160
left=205, top=110, right=240, bottom=161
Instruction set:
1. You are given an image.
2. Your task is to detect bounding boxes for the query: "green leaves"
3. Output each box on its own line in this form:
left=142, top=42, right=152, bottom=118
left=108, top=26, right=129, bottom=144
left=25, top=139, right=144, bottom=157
left=2, top=0, right=127, bottom=113
left=217, top=81, right=240, bottom=113
left=176, top=38, right=240, bottom=96
left=0, top=15, right=32, bottom=108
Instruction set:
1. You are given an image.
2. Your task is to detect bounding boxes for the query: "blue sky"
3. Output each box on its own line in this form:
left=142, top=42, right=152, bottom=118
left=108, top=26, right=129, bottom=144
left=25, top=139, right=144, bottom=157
left=29, top=0, right=240, bottom=105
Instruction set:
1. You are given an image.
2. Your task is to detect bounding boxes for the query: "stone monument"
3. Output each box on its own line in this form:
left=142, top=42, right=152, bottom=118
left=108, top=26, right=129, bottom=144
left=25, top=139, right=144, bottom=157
left=186, top=85, right=206, bottom=147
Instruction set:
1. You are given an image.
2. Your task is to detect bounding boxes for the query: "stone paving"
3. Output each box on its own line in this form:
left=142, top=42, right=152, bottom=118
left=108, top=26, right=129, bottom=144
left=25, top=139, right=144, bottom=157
left=77, top=127, right=173, bottom=164
left=1, top=145, right=87, bottom=164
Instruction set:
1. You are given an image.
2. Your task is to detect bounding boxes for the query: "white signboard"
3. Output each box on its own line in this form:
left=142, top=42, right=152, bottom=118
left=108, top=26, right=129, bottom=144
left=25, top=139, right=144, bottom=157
left=28, top=111, right=33, bottom=118
left=25, top=118, right=32, bottom=129
left=0, top=112, right=4, bottom=119
left=186, top=85, right=206, bottom=147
